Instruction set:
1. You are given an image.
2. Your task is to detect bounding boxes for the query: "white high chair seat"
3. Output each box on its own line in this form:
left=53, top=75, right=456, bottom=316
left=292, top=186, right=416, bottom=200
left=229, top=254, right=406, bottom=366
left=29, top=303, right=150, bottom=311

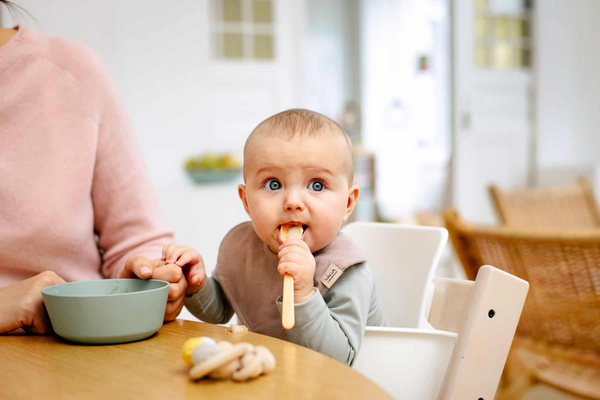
left=342, top=222, right=448, bottom=328
left=357, top=327, right=457, bottom=399
left=343, top=223, right=528, bottom=399
left=354, top=266, right=529, bottom=400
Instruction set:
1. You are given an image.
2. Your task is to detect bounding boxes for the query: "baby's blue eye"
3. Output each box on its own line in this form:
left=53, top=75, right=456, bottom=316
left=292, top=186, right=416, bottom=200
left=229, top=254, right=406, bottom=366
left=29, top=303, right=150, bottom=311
left=308, top=181, right=325, bottom=192
left=265, top=179, right=282, bottom=191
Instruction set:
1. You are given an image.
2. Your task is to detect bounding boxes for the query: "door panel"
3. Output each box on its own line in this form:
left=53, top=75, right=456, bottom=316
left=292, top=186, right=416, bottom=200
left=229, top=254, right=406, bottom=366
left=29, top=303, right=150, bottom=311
left=452, top=0, right=533, bottom=223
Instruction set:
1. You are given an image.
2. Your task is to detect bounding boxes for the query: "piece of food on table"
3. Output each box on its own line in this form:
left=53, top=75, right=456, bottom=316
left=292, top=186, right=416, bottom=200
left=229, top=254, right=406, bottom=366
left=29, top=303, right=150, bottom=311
left=279, top=224, right=304, bottom=330
left=229, top=324, right=249, bottom=333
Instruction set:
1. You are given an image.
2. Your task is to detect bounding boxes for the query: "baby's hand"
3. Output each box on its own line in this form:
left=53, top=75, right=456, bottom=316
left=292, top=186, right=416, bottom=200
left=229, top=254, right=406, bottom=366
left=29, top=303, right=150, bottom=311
left=162, top=243, right=206, bottom=295
left=277, top=239, right=316, bottom=303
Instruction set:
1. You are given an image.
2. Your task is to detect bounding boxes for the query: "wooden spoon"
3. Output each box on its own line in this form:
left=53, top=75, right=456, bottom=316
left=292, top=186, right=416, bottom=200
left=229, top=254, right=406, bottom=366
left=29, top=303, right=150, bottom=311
left=279, top=225, right=303, bottom=329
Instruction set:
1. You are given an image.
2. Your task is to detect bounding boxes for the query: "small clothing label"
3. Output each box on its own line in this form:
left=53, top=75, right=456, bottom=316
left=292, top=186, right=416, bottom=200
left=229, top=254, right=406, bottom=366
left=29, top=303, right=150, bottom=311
left=320, top=263, right=343, bottom=289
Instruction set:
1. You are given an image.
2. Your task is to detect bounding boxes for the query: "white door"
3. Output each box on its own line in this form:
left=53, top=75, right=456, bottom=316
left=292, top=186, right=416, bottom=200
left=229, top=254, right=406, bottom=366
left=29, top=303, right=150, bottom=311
left=163, top=0, right=304, bottom=322
left=204, top=0, right=302, bottom=153
left=155, top=0, right=303, bottom=263
left=452, top=0, right=534, bottom=223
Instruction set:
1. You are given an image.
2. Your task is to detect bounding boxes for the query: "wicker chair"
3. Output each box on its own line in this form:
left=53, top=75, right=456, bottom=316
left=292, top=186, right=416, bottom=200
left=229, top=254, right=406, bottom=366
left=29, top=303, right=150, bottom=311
left=444, top=208, right=600, bottom=400
left=489, top=177, right=600, bottom=229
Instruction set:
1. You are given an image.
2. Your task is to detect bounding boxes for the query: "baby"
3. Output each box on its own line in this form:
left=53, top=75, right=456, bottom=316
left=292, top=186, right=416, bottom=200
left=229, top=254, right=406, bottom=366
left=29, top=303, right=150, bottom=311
left=162, top=109, right=386, bottom=365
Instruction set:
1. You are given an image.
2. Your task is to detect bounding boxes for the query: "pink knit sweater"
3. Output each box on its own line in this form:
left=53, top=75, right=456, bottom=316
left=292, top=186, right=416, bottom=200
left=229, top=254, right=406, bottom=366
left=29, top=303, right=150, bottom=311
left=0, top=26, right=174, bottom=286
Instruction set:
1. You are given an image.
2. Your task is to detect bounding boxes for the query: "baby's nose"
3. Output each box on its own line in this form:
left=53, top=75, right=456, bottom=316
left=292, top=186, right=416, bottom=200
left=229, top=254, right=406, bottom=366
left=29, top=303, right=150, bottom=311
left=285, top=203, right=304, bottom=211
left=283, top=190, right=305, bottom=211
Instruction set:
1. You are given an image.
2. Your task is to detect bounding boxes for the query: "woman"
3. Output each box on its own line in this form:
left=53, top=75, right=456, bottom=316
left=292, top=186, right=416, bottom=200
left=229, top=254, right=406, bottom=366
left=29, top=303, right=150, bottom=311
left=0, top=3, right=202, bottom=333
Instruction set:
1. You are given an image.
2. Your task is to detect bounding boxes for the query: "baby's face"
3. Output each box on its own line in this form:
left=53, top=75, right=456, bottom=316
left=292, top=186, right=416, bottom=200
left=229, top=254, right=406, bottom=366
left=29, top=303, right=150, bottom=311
left=239, top=134, right=358, bottom=254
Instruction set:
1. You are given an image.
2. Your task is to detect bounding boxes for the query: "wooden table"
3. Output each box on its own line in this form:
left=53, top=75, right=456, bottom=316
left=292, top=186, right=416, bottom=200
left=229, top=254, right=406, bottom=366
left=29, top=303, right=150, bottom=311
left=0, top=320, right=392, bottom=399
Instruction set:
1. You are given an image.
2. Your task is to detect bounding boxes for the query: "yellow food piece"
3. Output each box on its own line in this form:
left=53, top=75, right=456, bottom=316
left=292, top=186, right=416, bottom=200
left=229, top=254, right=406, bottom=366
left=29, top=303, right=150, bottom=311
left=280, top=225, right=303, bottom=242
left=182, top=337, right=203, bottom=367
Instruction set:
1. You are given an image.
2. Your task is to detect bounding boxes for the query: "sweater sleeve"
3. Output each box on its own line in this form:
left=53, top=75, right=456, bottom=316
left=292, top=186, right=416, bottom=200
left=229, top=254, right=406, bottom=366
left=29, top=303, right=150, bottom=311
left=277, top=262, right=387, bottom=366
left=87, top=54, right=174, bottom=279
left=184, top=266, right=235, bottom=324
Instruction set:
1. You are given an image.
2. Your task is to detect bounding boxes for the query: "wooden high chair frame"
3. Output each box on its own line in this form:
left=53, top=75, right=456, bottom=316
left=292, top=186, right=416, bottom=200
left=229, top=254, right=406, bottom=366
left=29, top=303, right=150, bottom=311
left=354, top=265, right=529, bottom=400
left=346, top=222, right=529, bottom=399
left=444, top=208, right=600, bottom=400
left=428, top=266, right=529, bottom=399
left=489, top=177, right=600, bottom=229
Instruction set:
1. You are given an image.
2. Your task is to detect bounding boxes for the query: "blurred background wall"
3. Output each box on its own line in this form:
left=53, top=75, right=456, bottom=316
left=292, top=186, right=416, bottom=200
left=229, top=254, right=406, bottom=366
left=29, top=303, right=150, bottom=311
left=3, top=1, right=600, bottom=355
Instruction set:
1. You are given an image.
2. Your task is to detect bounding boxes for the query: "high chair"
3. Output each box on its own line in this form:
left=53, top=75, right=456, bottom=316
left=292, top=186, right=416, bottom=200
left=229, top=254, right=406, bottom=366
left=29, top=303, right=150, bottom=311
left=343, top=222, right=529, bottom=399
left=445, top=208, right=600, bottom=399
left=342, top=222, right=448, bottom=328
left=353, top=265, right=529, bottom=400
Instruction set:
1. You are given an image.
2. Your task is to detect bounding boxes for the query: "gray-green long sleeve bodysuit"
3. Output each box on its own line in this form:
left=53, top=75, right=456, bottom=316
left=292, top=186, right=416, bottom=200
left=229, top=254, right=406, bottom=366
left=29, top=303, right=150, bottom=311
left=184, top=222, right=387, bottom=366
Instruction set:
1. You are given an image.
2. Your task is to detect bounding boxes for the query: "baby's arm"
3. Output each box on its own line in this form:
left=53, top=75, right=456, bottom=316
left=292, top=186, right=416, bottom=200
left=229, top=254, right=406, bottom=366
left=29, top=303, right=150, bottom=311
left=158, top=243, right=234, bottom=323
left=277, top=263, right=376, bottom=366
left=184, top=265, right=235, bottom=324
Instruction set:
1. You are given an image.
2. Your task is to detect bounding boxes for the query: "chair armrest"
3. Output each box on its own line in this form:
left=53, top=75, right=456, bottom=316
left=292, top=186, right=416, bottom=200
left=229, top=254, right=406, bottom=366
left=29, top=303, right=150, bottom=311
left=438, top=265, right=529, bottom=400
left=428, top=277, right=474, bottom=333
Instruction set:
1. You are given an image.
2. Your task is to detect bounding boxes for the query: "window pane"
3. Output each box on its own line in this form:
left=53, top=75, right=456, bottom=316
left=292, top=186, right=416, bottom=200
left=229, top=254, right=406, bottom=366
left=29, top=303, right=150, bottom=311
left=494, top=17, right=508, bottom=39
left=475, top=45, right=490, bottom=67
left=253, top=0, right=272, bottom=23
left=492, top=42, right=511, bottom=68
left=474, top=16, right=491, bottom=39
left=223, top=0, right=242, bottom=22
left=223, top=33, right=244, bottom=58
left=507, top=17, right=522, bottom=38
left=254, top=34, right=274, bottom=59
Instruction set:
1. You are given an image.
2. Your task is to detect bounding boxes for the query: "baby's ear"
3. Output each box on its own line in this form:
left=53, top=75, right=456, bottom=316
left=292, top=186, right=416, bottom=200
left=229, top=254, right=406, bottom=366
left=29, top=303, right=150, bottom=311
left=343, top=184, right=360, bottom=222
left=238, top=184, right=251, bottom=215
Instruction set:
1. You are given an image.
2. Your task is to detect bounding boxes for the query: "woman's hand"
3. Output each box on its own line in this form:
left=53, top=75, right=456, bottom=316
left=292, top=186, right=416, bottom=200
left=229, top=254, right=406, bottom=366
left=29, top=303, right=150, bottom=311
left=121, top=255, right=182, bottom=321
left=277, top=239, right=316, bottom=303
left=0, top=271, right=66, bottom=334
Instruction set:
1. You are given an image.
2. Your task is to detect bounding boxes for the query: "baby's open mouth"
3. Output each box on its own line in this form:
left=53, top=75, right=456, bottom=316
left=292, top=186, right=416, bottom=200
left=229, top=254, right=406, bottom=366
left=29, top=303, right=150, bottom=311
left=275, top=224, right=307, bottom=244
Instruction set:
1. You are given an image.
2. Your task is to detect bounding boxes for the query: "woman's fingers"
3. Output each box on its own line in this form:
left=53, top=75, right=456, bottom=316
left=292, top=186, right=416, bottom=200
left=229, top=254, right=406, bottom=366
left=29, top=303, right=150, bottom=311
left=24, top=305, right=53, bottom=334
left=121, top=256, right=154, bottom=279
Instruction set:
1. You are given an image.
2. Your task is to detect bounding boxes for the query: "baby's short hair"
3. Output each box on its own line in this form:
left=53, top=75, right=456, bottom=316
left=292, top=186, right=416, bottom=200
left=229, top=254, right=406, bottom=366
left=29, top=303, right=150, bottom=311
left=248, top=108, right=351, bottom=145
left=245, top=109, right=354, bottom=181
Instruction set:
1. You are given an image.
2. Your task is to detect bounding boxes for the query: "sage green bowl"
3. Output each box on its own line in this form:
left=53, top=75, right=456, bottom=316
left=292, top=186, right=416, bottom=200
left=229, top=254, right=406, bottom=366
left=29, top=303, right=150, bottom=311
left=42, top=279, right=169, bottom=345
